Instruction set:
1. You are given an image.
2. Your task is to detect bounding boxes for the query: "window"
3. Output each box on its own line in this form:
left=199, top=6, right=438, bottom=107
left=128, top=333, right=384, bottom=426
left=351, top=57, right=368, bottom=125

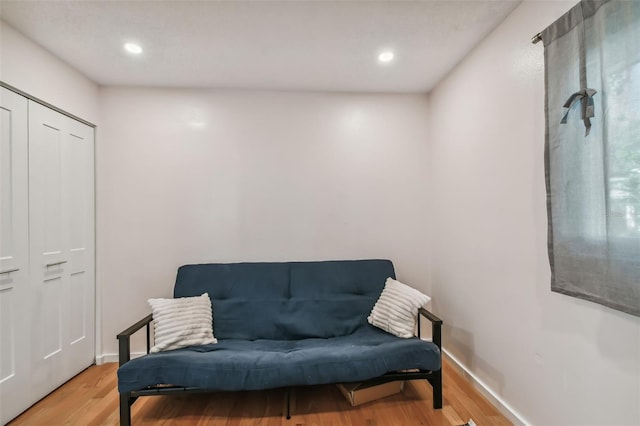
left=607, top=62, right=640, bottom=239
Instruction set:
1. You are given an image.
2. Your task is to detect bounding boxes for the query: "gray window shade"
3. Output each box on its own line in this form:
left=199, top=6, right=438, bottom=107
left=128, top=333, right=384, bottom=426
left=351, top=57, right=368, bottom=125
left=543, top=0, right=640, bottom=316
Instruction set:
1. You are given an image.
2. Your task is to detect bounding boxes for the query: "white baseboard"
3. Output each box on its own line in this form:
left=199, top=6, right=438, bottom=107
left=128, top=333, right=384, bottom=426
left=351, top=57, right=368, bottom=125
left=96, top=352, right=146, bottom=365
left=442, top=349, right=529, bottom=426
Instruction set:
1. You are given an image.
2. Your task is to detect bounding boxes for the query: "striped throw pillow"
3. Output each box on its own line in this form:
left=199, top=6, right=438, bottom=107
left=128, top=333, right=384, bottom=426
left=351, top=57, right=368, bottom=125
left=368, top=278, right=431, bottom=338
left=148, top=293, right=217, bottom=353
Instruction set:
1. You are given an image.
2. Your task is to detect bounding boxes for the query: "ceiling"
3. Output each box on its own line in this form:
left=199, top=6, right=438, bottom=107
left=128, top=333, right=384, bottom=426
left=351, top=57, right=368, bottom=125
left=0, top=0, right=521, bottom=93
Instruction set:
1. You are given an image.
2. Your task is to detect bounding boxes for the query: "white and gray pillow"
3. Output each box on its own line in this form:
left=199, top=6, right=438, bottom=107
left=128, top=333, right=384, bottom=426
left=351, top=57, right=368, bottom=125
left=147, top=293, right=217, bottom=353
left=368, top=278, right=431, bottom=338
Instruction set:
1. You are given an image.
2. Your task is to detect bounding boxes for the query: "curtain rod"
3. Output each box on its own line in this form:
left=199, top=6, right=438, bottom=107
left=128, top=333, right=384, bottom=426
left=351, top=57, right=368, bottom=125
left=531, top=32, right=543, bottom=44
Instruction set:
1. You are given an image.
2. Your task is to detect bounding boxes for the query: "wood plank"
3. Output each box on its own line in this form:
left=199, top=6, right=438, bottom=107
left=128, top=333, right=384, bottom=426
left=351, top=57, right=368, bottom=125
left=8, top=359, right=512, bottom=425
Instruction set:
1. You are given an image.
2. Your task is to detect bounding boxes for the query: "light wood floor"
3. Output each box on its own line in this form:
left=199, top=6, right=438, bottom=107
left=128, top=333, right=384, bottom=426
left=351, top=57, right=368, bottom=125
left=9, top=359, right=511, bottom=425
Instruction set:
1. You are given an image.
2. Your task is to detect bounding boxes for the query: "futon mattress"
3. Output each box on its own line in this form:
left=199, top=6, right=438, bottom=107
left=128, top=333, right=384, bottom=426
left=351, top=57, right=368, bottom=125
left=117, top=324, right=440, bottom=393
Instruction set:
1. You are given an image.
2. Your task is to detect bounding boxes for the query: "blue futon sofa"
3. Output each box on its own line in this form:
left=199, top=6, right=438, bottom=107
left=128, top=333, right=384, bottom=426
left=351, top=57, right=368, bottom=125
left=117, top=259, right=442, bottom=425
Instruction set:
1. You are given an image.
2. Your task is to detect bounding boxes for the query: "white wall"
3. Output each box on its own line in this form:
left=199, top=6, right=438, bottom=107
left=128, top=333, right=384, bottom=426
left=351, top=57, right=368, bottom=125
left=0, top=20, right=99, bottom=123
left=98, top=87, right=431, bottom=356
left=428, top=1, right=640, bottom=425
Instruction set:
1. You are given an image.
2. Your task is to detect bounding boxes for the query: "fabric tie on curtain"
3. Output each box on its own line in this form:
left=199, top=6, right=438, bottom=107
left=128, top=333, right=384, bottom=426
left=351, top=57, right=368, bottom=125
left=560, top=88, right=597, bottom=136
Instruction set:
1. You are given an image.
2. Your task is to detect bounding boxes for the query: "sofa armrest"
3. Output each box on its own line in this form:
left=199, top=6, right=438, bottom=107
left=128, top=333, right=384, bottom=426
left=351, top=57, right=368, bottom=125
left=418, top=307, right=442, bottom=351
left=117, top=314, right=153, bottom=366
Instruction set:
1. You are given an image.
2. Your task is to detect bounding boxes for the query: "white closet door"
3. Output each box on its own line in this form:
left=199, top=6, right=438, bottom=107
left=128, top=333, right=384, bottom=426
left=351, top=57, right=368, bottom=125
left=0, top=88, right=31, bottom=425
left=28, top=101, right=95, bottom=402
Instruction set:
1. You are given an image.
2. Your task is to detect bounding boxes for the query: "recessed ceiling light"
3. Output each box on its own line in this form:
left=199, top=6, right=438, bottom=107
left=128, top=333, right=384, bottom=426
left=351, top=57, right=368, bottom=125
left=124, top=42, right=143, bottom=55
left=378, top=50, right=395, bottom=64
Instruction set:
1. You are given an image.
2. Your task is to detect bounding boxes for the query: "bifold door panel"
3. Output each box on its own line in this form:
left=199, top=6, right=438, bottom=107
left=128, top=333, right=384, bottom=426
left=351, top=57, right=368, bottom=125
left=0, top=87, right=31, bottom=426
